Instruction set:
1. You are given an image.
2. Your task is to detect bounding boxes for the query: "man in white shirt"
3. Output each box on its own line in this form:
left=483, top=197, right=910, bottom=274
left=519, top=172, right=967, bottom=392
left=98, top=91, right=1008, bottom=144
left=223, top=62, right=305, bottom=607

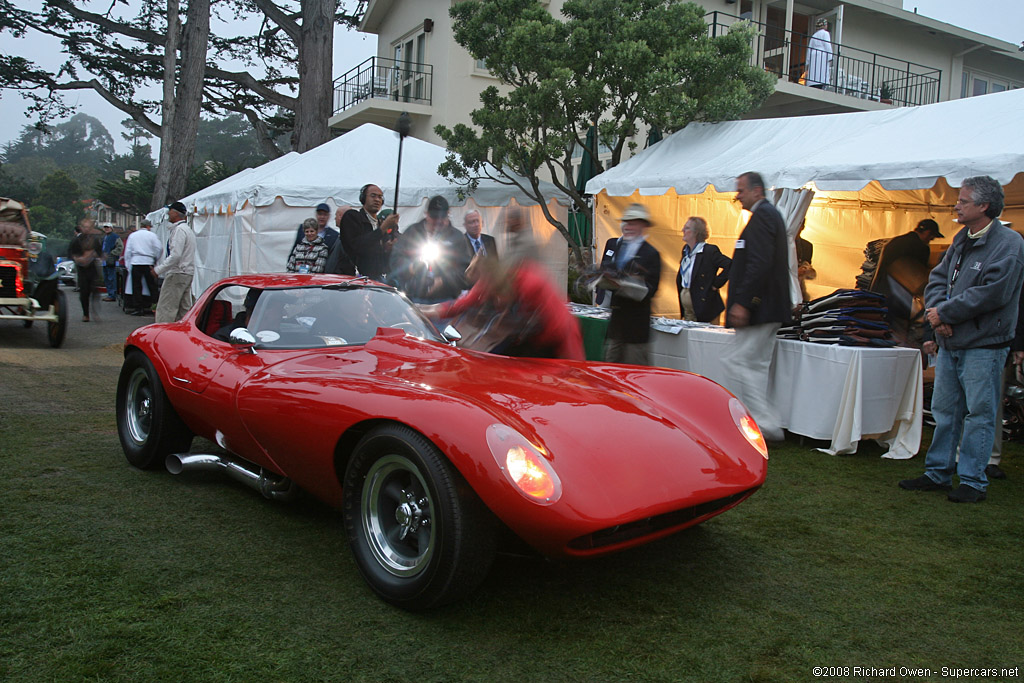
left=123, top=219, right=163, bottom=315
left=154, top=201, right=197, bottom=323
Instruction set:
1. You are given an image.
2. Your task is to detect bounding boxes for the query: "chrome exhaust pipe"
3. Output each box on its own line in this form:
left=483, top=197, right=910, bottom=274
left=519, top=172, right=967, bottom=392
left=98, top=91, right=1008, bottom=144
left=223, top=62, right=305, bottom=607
left=166, top=453, right=299, bottom=502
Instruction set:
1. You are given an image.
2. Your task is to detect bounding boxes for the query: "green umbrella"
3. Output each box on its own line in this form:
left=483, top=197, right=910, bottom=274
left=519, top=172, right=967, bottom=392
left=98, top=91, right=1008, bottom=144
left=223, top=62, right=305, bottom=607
left=646, top=125, right=663, bottom=148
left=572, top=125, right=598, bottom=247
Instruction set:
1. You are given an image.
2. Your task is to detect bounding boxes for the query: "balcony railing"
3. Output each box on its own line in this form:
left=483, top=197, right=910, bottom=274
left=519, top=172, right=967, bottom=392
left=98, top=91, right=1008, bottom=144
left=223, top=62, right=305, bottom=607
left=706, top=12, right=941, bottom=107
left=332, top=56, right=433, bottom=115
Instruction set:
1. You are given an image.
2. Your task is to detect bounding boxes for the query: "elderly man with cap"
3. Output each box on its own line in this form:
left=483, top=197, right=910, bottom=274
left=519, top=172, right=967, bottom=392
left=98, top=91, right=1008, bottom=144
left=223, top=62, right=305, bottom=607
left=154, top=200, right=196, bottom=323
left=596, top=203, right=662, bottom=365
left=390, top=195, right=473, bottom=304
left=723, top=171, right=791, bottom=442
left=293, top=202, right=340, bottom=250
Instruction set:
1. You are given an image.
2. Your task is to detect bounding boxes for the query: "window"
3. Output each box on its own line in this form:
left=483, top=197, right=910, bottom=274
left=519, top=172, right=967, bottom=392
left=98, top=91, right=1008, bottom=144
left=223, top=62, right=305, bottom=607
left=391, top=30, right=428, bottom=102
left=962, top=69, right=1022, bottom=98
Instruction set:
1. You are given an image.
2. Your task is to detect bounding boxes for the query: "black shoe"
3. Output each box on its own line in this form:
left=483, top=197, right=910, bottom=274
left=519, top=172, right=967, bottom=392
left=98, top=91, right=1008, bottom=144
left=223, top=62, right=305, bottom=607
left=985, top=463, right=1007, bottom=480
left=131, top=309, right=150, bottom=316
left=947, top=484, right=986, bottom=503
left=898, top=474, right=952, bottom=492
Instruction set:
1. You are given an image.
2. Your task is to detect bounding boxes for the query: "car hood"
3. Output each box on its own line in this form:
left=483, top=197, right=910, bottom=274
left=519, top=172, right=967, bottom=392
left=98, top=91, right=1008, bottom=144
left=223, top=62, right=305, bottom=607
left=349, top=332, right=767, bottom=551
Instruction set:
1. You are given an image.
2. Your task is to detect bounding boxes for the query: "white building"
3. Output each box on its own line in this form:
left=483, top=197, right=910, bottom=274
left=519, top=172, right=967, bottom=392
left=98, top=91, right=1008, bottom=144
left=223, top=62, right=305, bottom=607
left=330, top=0, right=1024, bottom=148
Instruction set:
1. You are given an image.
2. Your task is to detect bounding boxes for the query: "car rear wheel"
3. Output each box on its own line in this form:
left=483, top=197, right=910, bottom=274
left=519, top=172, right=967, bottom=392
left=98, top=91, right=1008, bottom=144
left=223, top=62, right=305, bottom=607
left=116, top=350, right=193, bottom=469
left=47, top=289, right=67, bottom=348
left=343, top=425, right=495, bottom=610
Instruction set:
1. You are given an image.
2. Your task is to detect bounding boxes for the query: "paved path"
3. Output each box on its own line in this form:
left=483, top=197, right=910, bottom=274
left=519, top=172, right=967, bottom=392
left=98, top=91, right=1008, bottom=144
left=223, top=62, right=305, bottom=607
left=0, top=284, right=155, bottom=370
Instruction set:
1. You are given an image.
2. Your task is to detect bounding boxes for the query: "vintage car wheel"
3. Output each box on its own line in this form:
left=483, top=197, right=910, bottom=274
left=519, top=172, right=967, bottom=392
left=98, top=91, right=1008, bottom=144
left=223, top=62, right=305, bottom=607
left=47, top=290, right=68, bottom=348
left=116, top=350, right=193, bottom=469
left=343, top=425, right=495, bottom=609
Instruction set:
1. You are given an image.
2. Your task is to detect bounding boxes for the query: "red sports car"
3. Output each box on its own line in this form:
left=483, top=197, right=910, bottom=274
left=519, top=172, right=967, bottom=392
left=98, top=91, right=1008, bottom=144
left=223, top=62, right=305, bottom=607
left=116, top=274, right=768, bottom=609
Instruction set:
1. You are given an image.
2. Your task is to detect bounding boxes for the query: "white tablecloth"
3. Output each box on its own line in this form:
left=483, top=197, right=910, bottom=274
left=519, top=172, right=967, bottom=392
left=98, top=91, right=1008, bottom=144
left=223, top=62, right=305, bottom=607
left=650, top=326, right=922, bottom=458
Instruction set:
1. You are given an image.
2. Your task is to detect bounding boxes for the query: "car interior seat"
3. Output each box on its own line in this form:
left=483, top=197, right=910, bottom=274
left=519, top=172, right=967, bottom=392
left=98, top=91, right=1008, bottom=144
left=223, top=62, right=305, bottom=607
left=204, top=299, right=232, bottom=336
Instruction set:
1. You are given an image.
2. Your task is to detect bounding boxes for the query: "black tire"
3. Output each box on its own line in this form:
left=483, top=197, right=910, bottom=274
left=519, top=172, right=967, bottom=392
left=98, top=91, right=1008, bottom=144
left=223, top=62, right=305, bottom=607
left=343, top=425, right=495, bottom=610
left=47, top=290, right=67, bottom=348
left=23, top=319, right=32, bottom=328
left=116, top=350, right=193, bottom=469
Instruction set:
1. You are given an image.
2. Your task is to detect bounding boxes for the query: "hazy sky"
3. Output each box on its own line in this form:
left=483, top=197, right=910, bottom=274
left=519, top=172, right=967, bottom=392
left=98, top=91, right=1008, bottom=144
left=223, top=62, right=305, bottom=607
left=0, top=0, right=1021, bottom=153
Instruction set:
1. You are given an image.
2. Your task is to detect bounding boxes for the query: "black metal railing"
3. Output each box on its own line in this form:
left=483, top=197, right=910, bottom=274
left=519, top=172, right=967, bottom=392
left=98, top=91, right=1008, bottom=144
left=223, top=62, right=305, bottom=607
left=706, top=12, right=941, bottom=107
left=332, top=56, right=433, bottom=115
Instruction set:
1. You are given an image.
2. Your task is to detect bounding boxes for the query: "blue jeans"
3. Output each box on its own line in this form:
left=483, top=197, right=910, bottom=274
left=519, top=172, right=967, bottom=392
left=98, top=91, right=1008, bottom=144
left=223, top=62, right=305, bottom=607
left=103, top=264, right=117, bottom=297
left=924, top=346, right=1007, bottom=491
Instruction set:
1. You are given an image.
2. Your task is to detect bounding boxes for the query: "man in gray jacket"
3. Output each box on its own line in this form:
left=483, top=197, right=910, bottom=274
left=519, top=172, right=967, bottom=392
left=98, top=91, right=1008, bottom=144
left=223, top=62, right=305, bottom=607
left=900, top=176, right=1024, bottom=502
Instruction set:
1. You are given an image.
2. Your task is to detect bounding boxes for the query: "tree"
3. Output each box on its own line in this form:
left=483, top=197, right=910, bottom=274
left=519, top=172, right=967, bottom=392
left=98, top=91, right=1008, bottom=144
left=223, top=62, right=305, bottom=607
left=2, top=114, right=114, bottom=169
left=0, top=0, right=367, bottom=204
left=96, top=171, right=157, bottom=218
left=194, top=114, right=270, bottom=170
left=28, top=169, right=84, bottom=238
left=435, top=0, right=775, bottom=266
left=0, top=166, right=40, bottom=204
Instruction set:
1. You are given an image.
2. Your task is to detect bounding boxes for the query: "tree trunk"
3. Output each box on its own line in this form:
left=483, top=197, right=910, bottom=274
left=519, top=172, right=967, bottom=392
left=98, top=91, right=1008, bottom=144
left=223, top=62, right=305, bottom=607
left=292, top=0, right=334, bottom=153
left=150, top=0, right=210, bottom=209
left=151, top=0, right=180, bottom=210
left=164, top=0, right=210, bottom=201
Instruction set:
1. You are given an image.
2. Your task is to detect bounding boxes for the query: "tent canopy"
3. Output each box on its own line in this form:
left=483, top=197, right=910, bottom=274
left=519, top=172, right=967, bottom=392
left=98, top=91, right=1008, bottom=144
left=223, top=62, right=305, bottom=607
left=190, top=123, right=569, bottom=214
left=586, top=89, right=1024, bottom=197
left=585, top=89, right=1024, bottom=318
left=147, top=123, right=571, bottom=298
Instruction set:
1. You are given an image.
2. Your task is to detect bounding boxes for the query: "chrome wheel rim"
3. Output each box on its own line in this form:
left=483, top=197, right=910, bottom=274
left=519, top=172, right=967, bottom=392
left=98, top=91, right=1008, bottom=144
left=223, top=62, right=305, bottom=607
left=125, top=367, right=153, bottom=446
left=361, top=454, right=436, bottom=577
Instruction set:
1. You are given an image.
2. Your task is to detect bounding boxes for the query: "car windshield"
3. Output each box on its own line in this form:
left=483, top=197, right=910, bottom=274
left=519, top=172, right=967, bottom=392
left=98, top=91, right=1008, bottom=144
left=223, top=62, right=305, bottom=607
left=244, top=285, right=445, bottom=349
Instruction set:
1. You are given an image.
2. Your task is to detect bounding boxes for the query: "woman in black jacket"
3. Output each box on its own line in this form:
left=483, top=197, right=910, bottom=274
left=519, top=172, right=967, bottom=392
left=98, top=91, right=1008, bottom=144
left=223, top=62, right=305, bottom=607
left=676, top=216, right=731, bottom=324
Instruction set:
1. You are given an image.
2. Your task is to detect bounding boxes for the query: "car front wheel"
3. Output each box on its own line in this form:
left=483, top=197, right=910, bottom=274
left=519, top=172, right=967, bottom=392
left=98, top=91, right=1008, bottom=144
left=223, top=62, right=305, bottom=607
left=116, top=350, right=193, bottom=469
left=343, top=425, right=495, bottom=610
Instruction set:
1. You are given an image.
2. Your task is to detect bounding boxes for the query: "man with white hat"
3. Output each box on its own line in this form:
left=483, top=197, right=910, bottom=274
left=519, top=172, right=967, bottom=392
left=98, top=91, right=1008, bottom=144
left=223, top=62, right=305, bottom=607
left=154, top=200, right=196, bottom=323
left=596, top=203, right=662, bottom=365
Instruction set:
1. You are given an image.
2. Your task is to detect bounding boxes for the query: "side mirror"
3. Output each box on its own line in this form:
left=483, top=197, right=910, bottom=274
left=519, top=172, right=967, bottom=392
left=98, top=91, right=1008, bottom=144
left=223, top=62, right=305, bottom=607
left=442, top=324, right=462, bottom=344
left=229, top=327, right=257, bottom=352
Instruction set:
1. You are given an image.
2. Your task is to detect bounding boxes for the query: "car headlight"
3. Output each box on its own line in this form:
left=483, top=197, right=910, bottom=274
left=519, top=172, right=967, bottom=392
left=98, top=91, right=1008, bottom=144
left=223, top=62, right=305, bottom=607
left=486, top=424, right=562, bottom=505
left=729, top=398, right=768, bottom=459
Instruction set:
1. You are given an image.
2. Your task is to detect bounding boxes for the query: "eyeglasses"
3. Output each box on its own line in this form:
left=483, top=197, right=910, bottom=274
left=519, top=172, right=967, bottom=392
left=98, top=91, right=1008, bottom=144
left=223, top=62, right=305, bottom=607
left=955, top=198, right=975, bottom=206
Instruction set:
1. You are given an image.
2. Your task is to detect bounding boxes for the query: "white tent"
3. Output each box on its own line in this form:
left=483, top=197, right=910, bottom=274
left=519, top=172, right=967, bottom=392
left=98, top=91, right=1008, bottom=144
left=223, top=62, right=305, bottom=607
left=586, top=89, right=1024, bottom=316
left=149, top=123, right=571, bottom=297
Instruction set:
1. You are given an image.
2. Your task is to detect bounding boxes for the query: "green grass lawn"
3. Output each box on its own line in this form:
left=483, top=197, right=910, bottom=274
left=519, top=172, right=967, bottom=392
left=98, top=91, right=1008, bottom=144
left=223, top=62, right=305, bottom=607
left=2, top=353, right=1022, bottom=682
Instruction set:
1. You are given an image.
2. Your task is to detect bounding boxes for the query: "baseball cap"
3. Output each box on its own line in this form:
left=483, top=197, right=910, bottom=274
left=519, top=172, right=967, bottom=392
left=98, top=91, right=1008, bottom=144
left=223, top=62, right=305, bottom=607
left=917, top=218, right=943, bottom=238
left=427, top=195, right=449, bottom=218
left=166, top=201, right=187, bottom=214
left=316, top=202, right=330, bottom=213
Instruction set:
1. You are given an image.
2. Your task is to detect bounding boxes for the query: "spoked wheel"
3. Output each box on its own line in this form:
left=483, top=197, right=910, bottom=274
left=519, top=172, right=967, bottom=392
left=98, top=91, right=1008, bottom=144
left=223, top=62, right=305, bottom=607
left=343, top=425, right=495, bottom=610
left=47, top=290, right=68, bottom=348
left=116, top=350, right=193, bottom=469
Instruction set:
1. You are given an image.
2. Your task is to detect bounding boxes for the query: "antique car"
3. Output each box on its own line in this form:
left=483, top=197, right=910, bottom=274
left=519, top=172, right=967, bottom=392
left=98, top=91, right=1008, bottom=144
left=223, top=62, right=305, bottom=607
left=0, top=198, right=68, bottom=347
left=56, top=259, right=75, bottom=286
left=116, top=274, right=768, bottom=609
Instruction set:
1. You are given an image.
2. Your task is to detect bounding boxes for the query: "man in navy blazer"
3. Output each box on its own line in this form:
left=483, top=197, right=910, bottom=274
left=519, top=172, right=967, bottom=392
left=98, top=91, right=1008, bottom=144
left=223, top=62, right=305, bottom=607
left=676, top=216, right=731, bottom=323
left=597, top=203, right=662, bottom=365
left=463, top=210, right=497, bottom=259
left=723, top=172, right=792, bottom=442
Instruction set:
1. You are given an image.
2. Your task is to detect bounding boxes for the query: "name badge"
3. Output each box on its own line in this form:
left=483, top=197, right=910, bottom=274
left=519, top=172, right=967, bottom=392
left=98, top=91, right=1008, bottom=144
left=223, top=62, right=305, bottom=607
left=606, top=249, right=615, bottom=257
left=735, top=239, right=746, bottom=249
